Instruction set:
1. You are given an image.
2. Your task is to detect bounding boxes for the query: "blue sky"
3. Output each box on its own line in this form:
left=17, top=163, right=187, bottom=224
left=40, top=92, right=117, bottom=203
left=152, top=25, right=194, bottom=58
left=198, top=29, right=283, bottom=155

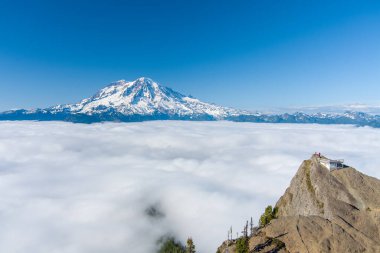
left=0, top=0, right=380, bottom=111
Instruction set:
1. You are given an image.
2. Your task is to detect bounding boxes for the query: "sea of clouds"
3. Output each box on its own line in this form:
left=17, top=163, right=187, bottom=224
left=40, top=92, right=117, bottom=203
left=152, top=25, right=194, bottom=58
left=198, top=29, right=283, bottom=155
left=0, top=121, right=380, bottom=253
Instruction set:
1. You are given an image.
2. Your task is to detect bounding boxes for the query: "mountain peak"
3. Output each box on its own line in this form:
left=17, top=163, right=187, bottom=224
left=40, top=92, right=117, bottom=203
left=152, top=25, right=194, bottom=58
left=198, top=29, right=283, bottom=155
left=218, top=154, right=380, bottom=252
left=135, top=77, right=154, bottom=84
left=129, top=77, right=159, bottom=91
left=42, top=77, right=242, bottom=120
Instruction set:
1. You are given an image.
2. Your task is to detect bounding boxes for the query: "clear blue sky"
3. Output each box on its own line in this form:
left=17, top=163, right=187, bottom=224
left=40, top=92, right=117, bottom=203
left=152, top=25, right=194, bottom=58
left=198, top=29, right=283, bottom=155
left=1, top=0, right=380, bottom=111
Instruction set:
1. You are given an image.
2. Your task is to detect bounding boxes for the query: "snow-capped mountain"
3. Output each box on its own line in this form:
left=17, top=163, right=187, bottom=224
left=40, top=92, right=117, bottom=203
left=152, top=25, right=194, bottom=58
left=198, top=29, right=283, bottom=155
left=0, top=77, right=245, bottom=122
left=49, top=77, right=243, bottom=118
left=1, top=77, right=380, bottom=127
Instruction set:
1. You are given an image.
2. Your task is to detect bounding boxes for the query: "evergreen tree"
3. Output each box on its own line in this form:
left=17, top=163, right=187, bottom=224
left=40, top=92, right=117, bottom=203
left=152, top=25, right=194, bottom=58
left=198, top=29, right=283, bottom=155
left=241, top=220, right=249, bottom=237
left=259, top=205, right=279, bottom=227
left=157, top=237, right=185, bottom=253
left=235, top=236, right=249, bottom=253
left=186, top=237, right=196, bottom=253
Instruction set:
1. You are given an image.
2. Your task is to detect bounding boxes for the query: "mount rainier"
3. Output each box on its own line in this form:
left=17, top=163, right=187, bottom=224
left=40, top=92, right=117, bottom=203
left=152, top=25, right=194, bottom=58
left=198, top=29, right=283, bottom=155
left=1, top=77, right=380, bottom=127
left=0, top=77, right=244, bottom=122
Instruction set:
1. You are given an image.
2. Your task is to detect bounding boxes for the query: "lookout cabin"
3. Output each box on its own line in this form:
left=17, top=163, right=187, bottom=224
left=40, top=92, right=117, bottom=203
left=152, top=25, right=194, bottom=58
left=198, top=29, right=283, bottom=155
left=320, top=158, right=345, bottom=171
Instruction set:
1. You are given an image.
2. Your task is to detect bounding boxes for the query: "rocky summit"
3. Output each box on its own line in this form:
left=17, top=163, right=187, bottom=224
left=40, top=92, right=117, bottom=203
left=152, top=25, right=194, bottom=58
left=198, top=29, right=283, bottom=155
left=218, top=154, right=380, bottom=253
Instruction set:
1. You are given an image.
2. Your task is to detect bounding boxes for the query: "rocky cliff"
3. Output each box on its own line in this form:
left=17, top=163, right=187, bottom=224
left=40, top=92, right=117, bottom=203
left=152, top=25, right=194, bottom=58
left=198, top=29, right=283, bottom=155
left=218, top=155, right=380, bottom=253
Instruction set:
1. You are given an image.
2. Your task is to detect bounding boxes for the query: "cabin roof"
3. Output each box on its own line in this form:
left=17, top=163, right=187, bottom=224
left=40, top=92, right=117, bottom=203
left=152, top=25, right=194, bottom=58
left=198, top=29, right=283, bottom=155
left=320, top=158, right=344, bottom=163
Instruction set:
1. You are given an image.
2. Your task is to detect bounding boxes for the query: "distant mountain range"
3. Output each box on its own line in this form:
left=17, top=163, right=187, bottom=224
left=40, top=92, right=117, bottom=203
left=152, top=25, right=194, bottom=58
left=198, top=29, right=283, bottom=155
left=265, top=104, right=380, bottom=115
left=1, top=77, right=380, bottom=127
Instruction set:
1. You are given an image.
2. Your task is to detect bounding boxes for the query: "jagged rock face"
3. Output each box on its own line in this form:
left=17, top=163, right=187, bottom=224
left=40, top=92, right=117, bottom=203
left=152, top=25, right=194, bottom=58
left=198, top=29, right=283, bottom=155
left=259, top=215, right=378, bottom=253
left=218, top=155, right=380, bottom=253
left=275, top=156, right=380, bottom=219
left=266, top=156, right=380, bottom=252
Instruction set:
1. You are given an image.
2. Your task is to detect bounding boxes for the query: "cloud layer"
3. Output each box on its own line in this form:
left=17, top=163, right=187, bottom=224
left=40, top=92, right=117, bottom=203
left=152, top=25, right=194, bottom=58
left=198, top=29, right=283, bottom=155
left=0, top=121, right=379, bottom=253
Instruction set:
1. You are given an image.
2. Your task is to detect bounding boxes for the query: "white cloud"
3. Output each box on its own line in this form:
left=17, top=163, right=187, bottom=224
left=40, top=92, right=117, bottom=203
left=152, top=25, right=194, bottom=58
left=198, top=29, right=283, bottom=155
left=0, top=121, right=379, bottom=253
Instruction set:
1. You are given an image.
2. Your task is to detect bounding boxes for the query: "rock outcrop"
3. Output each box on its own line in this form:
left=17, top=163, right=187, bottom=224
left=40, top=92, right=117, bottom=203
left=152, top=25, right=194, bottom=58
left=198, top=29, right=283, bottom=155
left=217, top=155, right=380, bottom=253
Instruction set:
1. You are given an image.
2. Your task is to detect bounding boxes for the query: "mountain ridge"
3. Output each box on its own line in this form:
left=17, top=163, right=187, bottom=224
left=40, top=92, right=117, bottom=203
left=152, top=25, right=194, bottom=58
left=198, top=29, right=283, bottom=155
left=2, top=77, right=380, bottom=127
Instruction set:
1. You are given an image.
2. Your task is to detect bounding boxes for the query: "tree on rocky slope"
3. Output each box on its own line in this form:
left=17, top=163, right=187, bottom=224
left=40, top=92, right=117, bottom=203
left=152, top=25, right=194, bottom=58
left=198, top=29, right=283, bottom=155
left=259, top=205, right=278, bottom=227
left=235, top=236, right=249, bottom=253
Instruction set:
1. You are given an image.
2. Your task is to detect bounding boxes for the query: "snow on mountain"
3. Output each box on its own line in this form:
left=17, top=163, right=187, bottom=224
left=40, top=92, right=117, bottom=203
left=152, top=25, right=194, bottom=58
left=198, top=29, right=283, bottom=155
left=2, top=77, right=380, bottom=127
left=49, top=77, right=243, bottom=118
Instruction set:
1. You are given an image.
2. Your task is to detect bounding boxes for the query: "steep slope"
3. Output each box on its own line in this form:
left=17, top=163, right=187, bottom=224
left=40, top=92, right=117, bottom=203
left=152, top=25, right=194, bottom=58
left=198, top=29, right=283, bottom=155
left=218, top=155, right=380, bottom=253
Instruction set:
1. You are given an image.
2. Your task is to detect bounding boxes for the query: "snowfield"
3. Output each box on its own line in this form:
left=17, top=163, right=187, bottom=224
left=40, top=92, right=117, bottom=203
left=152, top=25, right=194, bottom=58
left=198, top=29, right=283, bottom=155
left=0, top=121, right=380, bottom=253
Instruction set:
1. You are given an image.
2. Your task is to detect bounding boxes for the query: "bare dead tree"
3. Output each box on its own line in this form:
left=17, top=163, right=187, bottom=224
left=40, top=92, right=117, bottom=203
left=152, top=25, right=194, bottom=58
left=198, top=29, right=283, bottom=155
left=250, top=217, right=254, bottom=236
left=241, top=220, right=249, bottom=238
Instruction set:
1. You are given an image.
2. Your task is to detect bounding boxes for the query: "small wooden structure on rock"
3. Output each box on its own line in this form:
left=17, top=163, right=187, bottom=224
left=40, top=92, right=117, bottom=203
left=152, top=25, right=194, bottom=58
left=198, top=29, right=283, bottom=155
left=314, top=152, right=346, bottom=171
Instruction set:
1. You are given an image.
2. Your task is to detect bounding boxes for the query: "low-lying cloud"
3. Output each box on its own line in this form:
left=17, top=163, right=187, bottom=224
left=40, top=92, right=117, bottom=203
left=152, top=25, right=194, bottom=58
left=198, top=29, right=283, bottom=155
left=0, top=121, right=379, bottom=253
